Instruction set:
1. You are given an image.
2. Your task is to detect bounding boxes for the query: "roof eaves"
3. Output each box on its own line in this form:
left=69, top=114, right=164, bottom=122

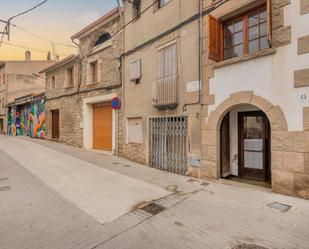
left=71, top=8, right=120, bottom=40
left=39, top=55, right=77, bottom=74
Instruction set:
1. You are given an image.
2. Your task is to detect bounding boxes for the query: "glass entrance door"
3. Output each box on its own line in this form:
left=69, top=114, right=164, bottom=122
left=238, top=111, right=270, bottom=182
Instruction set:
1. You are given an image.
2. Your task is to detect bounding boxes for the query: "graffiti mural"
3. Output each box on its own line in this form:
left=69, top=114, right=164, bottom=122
left=8, top=96, right=46, bottom=139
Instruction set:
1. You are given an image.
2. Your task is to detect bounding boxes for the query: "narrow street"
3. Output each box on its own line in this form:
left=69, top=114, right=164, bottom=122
left=0, top=136, right=309, bottom=249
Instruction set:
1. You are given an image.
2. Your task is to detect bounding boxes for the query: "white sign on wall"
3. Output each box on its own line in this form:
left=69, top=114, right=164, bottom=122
left=186, top=81, right=200, bottom=93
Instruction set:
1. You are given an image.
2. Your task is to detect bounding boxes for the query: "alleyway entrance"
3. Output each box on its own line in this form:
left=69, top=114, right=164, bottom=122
left=220, top=105, right=271, bottom=185
left=149, top=116, right=188, bottom=175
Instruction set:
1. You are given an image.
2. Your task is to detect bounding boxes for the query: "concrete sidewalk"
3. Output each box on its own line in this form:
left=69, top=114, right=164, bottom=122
left=21, top=136, right=210, bottom=194
left=0, top=136, right=169, bottom=224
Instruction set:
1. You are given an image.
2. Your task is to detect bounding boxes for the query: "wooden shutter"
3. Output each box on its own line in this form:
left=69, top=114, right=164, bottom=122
left=130, top=59, right=141, bottom=81
left=266, top=0, right=272, bottom=47
left=208, top=15, right=223, bottom=62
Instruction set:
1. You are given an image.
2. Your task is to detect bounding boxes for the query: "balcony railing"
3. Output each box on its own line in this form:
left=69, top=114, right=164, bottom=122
left=152, top=75, right=178, bottom=109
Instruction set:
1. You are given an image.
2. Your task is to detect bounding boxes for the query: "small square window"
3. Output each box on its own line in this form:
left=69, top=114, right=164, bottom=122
left=159, top=0, right=170, bottom=8
left=132, top=0, right=141, bottom=20
left=130, top=59, right=141, bottom=84
left=51, top=76, right=56, bottom=89
left=67, top=67, right=74, bottom=86
left=90, top=61, right=98, bottom=84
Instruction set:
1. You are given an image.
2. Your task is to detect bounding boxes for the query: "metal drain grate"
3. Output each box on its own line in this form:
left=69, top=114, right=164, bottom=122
left=268, top=202, right=292, bottom=212
left=232, top=244, right=268, bottom=249
left=140, top=203, right=166, bottom=215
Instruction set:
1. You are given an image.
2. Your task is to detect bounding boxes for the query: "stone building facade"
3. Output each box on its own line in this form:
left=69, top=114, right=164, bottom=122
left=120, top=0, right=309, bottom=199
left=41, top=8, right=124, bottom=155
left=197, top=0, right=309, bottom=199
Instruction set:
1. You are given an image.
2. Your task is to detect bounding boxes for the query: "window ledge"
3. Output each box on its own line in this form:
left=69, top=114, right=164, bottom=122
left=214, top=48, right=277, bottom=69
left=89, top=40, right=112, bottom=56
left=86, top=82, right=99, bottom=87
left=65, top=85, right=74, bottom=89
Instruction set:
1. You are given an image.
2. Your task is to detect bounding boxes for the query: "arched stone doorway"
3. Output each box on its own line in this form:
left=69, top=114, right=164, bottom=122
left=220, top=105, right=271, bottom=184
left=202, top=91, right=288, bottom=187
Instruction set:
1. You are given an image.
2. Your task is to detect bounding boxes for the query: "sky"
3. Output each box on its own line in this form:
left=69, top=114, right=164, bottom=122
left=0, top=0, right=118, bottom=61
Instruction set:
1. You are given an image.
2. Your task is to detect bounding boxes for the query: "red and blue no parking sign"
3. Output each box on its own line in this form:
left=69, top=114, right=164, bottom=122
left=111, top=97, right=121, bottom=110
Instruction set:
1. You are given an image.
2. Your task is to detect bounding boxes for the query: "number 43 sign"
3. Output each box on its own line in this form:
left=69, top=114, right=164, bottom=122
left=299, top=93, right=308, bottom=103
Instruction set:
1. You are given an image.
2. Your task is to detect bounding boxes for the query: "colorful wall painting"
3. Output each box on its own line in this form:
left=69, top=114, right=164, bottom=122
left=7, top=96, right=46, bottom=139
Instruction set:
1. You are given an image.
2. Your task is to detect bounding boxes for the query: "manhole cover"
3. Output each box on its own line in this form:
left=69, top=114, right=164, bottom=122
left=141, top=203, right=165, bottom=215
left=0, top=186, right=10, bottom=192
left=112, top=162, right=120, bottom=165
left=232, top=244, right=268, bottom=249
left=268, top=202, right=292, bottom=212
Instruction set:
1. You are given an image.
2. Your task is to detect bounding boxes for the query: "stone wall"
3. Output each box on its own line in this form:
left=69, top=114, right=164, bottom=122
left=45, top=13, right=124, bottom=153
left=46, top=88, right=123, bottom=149
left=272, top=130, right=309, bottom=199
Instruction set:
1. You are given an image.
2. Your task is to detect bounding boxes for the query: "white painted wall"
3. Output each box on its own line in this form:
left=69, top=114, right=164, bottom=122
left=82, top=93, right=117, bottom=153
left=209, top=0, right=309, bottom=131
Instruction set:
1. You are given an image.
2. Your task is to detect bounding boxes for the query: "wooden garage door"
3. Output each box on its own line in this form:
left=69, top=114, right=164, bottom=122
left=93, top=103, right=112, bottom=151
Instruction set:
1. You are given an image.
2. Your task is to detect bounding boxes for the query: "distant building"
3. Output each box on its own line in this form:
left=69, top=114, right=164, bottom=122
left=7, top=93, right=46, bottom=138
left=41, top=8, right=124, bottom=154
left=0, top=52, right=53, bottom=135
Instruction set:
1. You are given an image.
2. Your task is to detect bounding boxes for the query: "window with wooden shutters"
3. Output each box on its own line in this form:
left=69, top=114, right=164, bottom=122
left=154, top=42, right=178, bottom=107
left=208, top=15, right=223, bottom=62
left=157, top=42, right=177, bottom=81
left=209, top=3, right=272, bottom=61
left=130, top=59, right=141, bottom=84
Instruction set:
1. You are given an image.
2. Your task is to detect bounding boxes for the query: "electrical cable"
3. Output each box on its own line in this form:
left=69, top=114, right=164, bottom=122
left=0, top=0, right=48, bottom=47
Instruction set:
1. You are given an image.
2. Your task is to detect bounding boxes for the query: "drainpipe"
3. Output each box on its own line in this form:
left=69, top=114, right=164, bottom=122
left=182, top=0, right=203, bottom=112
left=116, top=0, right=124, bottom=24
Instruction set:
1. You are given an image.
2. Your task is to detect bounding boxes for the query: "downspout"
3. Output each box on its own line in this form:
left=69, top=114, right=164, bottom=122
left=182, top=0, right=203, bottom=112
left=71, top=37, right=83, bottom=103
left=116, top=0, right=125, bottom=156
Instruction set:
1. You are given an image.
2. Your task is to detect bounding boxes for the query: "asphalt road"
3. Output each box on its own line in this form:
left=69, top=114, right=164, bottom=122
left=1, top=136, right=309, bottom=249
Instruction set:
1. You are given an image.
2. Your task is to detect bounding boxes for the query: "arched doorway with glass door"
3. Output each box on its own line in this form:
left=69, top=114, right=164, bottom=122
left=220, top=104, right=271, bottom=187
